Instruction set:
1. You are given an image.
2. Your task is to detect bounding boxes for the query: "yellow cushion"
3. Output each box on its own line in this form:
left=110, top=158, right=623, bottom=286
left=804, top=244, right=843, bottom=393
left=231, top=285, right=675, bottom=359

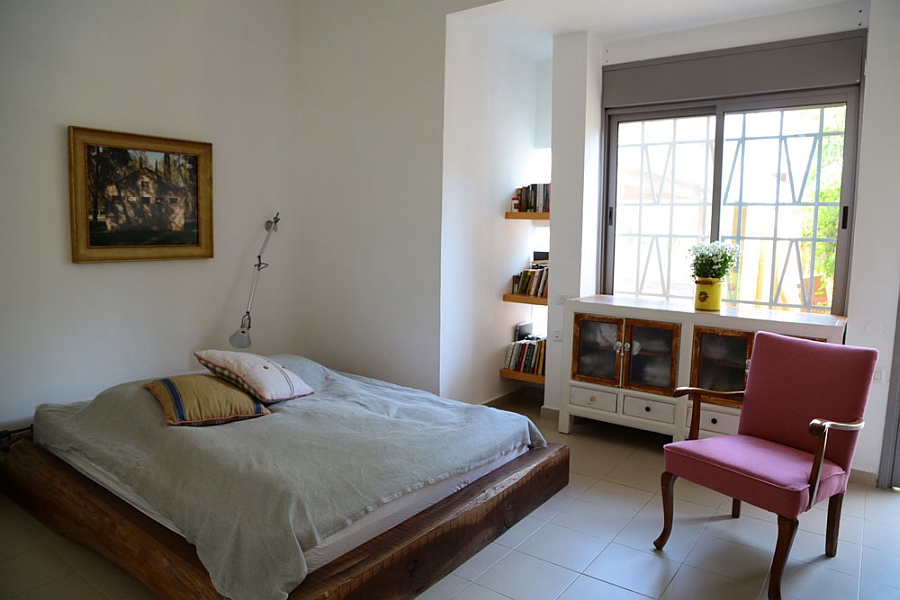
left=144, top=374, right=270, bottom=426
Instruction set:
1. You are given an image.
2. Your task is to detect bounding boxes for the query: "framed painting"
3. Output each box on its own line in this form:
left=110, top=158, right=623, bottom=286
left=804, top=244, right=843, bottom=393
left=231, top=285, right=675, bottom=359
left=68, top=126, right=213, bottom=263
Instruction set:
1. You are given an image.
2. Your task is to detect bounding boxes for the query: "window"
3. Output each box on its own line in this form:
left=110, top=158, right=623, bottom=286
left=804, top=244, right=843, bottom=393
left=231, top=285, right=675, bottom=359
left=600, top=33, right=863, bottom=315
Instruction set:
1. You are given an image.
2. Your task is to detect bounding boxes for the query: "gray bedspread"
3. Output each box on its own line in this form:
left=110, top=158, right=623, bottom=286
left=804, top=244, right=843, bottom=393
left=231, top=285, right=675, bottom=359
left=33, top=355, right=546, bottom=600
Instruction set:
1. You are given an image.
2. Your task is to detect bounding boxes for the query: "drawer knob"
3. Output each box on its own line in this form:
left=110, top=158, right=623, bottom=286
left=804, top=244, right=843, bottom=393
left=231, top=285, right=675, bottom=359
left=644, top=406, right=651, bottom=412
left=711, top=418, right=718, bottom=425
left=590, top=396, right=595, bottom=403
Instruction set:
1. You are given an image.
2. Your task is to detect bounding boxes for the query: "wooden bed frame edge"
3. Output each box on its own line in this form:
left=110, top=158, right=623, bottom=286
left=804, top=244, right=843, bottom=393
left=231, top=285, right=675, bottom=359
left=0, top=439, right=569, bottom=600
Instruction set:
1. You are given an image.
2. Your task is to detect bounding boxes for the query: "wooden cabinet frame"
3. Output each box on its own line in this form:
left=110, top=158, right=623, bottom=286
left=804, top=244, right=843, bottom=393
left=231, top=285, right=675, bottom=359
left=689, top=326, right=754, bottom=407
left=572, top=314, right=680, bottom=396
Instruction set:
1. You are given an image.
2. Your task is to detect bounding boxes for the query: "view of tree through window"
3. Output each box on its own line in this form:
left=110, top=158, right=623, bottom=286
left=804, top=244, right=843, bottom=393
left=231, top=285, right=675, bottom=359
left=721, top=106, right=844, bottom=313
left=609, top=103, right=847, bottom=314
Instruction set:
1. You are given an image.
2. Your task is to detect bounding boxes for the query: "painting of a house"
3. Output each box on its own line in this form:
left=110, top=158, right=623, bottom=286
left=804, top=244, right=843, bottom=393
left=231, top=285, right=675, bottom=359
left=104, top=167, right=195, bottom=234
left=82, top=141, right=203, bottom=249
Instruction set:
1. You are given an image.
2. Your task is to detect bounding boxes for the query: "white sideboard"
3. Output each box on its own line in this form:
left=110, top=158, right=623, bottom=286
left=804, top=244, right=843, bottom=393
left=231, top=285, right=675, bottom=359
left=558, top=295, right=847, bottom=441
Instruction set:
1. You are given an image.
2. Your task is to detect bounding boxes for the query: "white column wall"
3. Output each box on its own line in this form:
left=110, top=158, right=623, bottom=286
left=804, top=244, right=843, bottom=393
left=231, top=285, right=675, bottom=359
left=441, top=14, right=543, bottom=402
left=544, top=32, right=601, bottom=411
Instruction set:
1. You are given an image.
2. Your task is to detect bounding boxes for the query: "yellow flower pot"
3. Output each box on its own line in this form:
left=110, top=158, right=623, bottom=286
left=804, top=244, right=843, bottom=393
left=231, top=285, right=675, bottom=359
left=694, top=278, right=722, bottom=311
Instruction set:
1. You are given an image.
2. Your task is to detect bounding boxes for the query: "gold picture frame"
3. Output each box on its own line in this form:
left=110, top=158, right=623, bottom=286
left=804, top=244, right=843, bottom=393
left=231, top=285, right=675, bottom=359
left=68, top=126, right=213, bottom=263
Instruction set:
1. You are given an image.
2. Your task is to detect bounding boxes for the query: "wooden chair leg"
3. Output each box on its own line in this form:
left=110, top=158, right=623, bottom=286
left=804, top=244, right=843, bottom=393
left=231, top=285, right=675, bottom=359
left=731, top=498, right=741, bottom=518
left=826, top=493, right=843, bottom=557
left=768, top=516, right=799, bottom=600
left=654, top=471, right=677, bottom=550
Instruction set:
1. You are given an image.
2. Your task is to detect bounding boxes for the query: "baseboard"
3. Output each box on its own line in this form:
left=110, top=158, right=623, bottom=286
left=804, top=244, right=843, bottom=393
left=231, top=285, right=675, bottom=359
left=849, top=469, right=877, bottom=487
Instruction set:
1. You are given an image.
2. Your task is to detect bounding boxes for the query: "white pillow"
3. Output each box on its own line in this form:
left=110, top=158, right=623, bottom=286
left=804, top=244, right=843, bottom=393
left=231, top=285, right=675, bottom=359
left=194, top=350, right=314, bottom=404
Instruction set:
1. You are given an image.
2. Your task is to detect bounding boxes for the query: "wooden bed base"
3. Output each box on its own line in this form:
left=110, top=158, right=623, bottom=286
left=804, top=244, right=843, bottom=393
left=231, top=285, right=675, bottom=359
left=0, top=439, right=569, bottom=600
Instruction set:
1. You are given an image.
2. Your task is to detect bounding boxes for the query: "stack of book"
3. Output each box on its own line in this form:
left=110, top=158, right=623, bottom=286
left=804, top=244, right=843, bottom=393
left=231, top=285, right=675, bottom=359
left=504, top=338, right=546, bottom=376
left=510, top=183, right=550, bottom=213
left=511, top=266, right=549, bottom=297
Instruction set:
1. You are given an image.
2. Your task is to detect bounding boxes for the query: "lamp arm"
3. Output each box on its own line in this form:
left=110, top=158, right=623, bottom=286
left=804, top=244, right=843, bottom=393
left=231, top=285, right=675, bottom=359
left=241, top=212, right=280, bottom=316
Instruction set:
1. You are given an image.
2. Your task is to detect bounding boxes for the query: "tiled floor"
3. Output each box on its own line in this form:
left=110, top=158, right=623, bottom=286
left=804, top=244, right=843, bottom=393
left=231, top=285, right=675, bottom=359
left=2, top=393, right=899, bottom=599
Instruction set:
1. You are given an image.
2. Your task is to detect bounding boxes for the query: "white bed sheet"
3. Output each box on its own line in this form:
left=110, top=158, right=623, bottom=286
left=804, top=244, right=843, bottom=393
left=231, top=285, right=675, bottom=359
left=42, top=435, right=528, bottom=572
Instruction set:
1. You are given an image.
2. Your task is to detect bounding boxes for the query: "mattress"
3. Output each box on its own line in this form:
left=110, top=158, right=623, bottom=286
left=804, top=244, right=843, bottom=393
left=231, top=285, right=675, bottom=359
left=42, top=428, right=528, bottom=572
left=33, top=355, right=546, bottom=600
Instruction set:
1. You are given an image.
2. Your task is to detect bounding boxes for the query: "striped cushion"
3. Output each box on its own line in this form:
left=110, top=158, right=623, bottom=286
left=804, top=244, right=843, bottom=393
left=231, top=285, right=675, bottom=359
left=145, top=374, right=270, bottom=426
left=194, top=350, right=314, bottom=404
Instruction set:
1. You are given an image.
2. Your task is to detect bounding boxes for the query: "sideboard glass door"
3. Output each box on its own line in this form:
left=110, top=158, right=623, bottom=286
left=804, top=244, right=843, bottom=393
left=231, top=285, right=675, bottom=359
left=691, top=326, right=754, bottom=403
left=572, top=314, right=622, bottom=386
left=622, top=319, right=680, bottom=395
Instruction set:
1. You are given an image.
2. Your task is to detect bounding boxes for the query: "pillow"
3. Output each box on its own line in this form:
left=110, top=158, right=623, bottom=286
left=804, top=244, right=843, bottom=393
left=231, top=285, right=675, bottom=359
left=194, top=349, right=315, bottom=404
left=144, top=374, right=270, bottom=426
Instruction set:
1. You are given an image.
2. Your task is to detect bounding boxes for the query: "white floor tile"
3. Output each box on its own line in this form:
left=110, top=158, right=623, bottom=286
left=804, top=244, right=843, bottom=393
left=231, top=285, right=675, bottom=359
left=493, top=516, right=545, bottom=549
left=453, top=543, right=511, bottom=582
left=578, top=480, right=655, bottom=513
left=0, top=546, right=72, bottom=600
left=659, top=564, right=763, bottom=600
left=550, top=499, right=631, bottom=542
left=864, top=487, right=900, bottom=524
left=450, top=583, right=514, bottom=600
left=584, top=543, right=680, bottom=598
left=558, top=575, right=652, bottom=600
left=416, top=573, right=470, bottom=600
left=781, top=559, right=862, bottom=600
left=474, top=550, right=578, bottom=600
left=703, top=512, right=778, bottom=552
left=789, top=528, right=862, bottom=577
left=683, top=533, right=772, bottom=588
left=862, top=516, right=900, bottom=554
left=8, top=573, right=108, bottom=600
left=516, top=522, right=608, bottom=572
left=860, top=546, right=900, bottom=589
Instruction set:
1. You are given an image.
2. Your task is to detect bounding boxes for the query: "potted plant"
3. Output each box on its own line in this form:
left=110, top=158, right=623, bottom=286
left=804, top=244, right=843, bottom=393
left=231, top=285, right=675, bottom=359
left=689, top=240, right=740, bottom=310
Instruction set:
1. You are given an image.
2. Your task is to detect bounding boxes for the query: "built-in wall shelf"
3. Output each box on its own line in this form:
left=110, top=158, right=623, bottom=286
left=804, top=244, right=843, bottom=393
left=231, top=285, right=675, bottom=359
left=503, top=293, right=548, bottom=306
left=499, top=368, right=545, bottom=384
left=505, top=212, right=549, bottom=220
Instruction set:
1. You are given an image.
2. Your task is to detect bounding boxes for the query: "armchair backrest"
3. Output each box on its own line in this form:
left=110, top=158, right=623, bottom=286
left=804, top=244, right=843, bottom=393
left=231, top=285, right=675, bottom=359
left=738, top=331, right=878, bottom=470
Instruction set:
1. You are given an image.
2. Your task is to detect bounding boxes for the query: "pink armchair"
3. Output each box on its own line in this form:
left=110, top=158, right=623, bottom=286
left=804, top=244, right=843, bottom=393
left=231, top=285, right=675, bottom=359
left=653, top=331, right=877, bottom=600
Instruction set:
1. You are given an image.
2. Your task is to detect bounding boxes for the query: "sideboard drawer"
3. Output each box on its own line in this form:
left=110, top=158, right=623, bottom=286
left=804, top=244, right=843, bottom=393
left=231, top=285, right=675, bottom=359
left=687, top=407, right=740, bottom=435
left=623, top=395, right=676, bottom=424
left=570, top=387, right=617, bottom=413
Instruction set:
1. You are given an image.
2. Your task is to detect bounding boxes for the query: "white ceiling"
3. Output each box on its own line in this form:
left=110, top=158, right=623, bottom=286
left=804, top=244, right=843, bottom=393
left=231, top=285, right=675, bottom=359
left=453, top=0, right=865, bottom=59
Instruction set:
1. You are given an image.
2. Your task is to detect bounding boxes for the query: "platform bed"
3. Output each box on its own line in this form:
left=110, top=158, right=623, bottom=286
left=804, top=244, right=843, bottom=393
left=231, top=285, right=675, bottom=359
left=0, top=438, right=568, bottom=600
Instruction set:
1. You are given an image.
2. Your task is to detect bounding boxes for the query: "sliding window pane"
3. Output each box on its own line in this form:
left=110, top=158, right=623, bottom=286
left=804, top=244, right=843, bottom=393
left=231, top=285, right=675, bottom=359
left=612, top=115, right=715, bottom=301
left=721, top=105, right=845, bottom=312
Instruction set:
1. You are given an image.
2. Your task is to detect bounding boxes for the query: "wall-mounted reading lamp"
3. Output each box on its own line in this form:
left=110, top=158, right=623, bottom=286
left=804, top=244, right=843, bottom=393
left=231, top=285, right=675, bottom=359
left=229, top=212, right=280, bottom=349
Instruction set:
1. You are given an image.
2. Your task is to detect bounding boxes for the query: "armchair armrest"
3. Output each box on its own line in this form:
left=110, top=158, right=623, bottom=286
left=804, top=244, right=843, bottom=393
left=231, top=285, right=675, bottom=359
left=673, top=387, right=745, bottom=440
left=807, top=418, right=865, bottom=511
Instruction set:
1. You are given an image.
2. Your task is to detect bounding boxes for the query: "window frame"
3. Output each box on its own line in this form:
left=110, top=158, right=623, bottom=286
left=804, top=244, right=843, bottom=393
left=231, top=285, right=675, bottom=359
left=600, top=86, right=861, bottom=316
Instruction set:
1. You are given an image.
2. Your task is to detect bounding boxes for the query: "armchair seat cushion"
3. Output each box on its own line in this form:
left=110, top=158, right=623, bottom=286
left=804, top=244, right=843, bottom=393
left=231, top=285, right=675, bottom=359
left=664, top=434, right=847, bottom=519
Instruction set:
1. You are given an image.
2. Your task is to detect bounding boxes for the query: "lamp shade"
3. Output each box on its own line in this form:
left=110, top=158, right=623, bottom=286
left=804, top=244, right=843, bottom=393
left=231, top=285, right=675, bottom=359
left=228, top=328, right=251, bottom=349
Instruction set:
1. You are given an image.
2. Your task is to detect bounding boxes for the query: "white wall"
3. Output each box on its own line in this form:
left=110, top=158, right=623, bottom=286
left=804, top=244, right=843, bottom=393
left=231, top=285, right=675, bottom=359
left=842, top=0, right=900, bottom=474
left=295, top=0, right=494, bottom=395
left=543, top=32, right=601, bottom=413
left=0, top=0, right=304, bottom=427
left=441, top=15, right=544, bottom=402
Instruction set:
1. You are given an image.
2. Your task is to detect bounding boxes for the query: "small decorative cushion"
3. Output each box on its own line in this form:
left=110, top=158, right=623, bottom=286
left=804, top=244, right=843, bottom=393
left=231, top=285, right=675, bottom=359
left=144, top=374, right=270, bottom=426
left=194, top=349, right=315, bottom=404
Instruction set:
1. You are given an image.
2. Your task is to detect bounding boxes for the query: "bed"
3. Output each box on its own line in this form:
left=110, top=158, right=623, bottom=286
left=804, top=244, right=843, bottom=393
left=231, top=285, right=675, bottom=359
left=0, top=353, right=569, bottom=600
